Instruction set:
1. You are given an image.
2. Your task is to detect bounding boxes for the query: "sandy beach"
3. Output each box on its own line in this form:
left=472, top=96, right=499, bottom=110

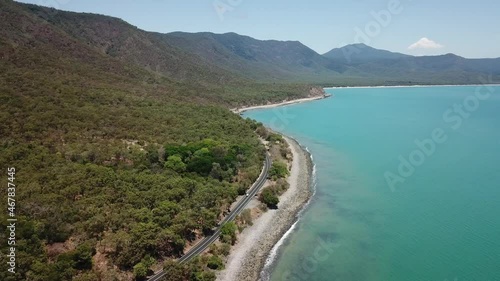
left=324, top=83, right=500, bottom=90
left=231, top=94, right=330, bottom=114
left=217, top=136, right=313, bottom=281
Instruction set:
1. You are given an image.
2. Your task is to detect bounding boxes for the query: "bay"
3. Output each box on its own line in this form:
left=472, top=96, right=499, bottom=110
left=244, top=86, right=500, bottom=281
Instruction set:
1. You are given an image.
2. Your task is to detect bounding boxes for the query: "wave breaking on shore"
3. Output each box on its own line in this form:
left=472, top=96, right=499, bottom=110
left=216, top=135, right=315, bottom=281
left=260, top=138, right=317, bottom=281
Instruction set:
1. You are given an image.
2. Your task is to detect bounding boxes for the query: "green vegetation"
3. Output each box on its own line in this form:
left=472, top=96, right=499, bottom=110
left=165, top=155, right=187, bottom=173
left=133, top=256, right=155, bottom=280
left=160, top=259, right=216, bottom=281
left=266, top=133, right=284, bottom=143
left=206, top=255, right=224, bottom=270
left=269, top=161, right=290, bottom=180
left=209, top=243, right=231, bottom=257
left=239, top=209, right=253, bottom=227
left=259, top=179, right=290, bottom=209
left=0, top=2, right=281, bottom=280
left=220, top=222, right=238, bottom=245
left=0, top=1, right=321, bottom=280
left=260, top=188, right=280, bottom=209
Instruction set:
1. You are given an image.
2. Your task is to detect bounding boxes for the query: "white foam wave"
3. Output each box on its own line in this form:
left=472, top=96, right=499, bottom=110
left=260, top=142, right=318, bottom=280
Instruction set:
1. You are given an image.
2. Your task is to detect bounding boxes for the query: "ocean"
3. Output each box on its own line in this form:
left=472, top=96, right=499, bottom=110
left=244, top=85, right=500, bottom=281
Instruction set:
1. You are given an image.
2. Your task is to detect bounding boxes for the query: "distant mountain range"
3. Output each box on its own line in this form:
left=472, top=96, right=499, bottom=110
left=323, top=43, right=411, bottom=63
left=4, top=1, right=500, bottom=88
left=162, top=33, right=500, bottom=85
left=160, top=32, right=346, bottom=82
left=323, top=43, right=500, bottom=85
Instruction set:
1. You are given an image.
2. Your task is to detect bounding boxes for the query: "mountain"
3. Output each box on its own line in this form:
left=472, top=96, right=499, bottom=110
left=11, top=1, right=496, bottom=87
left=159, top=33, right=500, bottom=85
left=160, top=31, right=350, bottom=82
left=323, top=43, right=410, bottom=64
left=322, top=44, right=500, bottom=85
left=17, top=3, right=245, bottom=86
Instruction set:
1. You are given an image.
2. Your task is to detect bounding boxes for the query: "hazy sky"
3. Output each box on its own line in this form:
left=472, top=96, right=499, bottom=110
left=16, top=0, right=500, bottom=58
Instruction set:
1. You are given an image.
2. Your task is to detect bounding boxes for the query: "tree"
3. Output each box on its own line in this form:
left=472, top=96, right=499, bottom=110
left=191, top=270, right=216, bottom=281
left=146, top=147, right=160, bottom=165
left=156, top=229, right=185, bottom=257
left=260, top=187, right=279, bottom=209
left=219, top=243, right=231, bottom=257
left=240, top=209, right=253, bottom=226
left=209, top=162, right=224, bottom=180
left=130, top=257, right=154, bottom=280
left=266, top=133, right=283, bottom=142
left=187, top=148, right=214, bottom=175
left=152, top=201, right=180, bottom=226
left=207, top=255, right=224, bottom=270
left=162, top=260, right=189, bottom=281
left=133, top=262, right=148, bottom=280
left=164, top=155, right=186, bottom=173
left=72, top=242, right=95, bottom=270
left=255, top=125, right=269, bottom=139
left=220, top=222, right=237, bottom=244
left=268, top=161, right=289, bottom=180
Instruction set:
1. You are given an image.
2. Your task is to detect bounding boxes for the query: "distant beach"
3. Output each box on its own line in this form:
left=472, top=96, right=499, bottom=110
left=325, top=83, right=500, bottom=90
left=231, top=94, right=331, bottom=114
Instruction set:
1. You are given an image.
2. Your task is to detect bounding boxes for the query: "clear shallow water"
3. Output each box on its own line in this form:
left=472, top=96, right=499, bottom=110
left=244, top=86, right=500, bottom=281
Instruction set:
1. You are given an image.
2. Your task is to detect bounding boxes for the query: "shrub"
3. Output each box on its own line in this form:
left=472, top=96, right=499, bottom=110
left=207, top=255, right=224, bottom=270
left=133, top=262, right=148, bottom=280
left=219, top=243, right=231, bottom=257
left=266, top=133, right=283, bottom=142
left=260, top=187, right=279, bottom=209
left=269, top=161, right=289, bottom=180
left=220, top=222, right=237, bottom=244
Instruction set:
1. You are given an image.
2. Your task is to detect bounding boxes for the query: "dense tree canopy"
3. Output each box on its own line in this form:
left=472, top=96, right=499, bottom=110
left=0, top=22, right=268, bottom=281
left=0, top=1, right=318, bottom=280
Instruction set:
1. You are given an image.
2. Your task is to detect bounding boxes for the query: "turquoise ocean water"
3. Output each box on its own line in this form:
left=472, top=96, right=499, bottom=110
left=244, top=86, right=500, bottom=281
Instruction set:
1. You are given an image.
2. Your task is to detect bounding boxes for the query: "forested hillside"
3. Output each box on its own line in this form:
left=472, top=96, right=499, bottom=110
left=5, top=0, right=498, bottom=279
left=162, top=32, right=349, bottom=82
left=0, top=1, right=318, bottom=280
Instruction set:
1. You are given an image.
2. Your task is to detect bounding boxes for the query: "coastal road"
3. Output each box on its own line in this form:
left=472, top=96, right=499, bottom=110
left=148, top=153, right=271, bottom=281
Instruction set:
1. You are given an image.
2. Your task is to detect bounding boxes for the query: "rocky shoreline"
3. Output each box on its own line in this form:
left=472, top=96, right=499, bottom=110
left=217, top=136, right=314, bottom=281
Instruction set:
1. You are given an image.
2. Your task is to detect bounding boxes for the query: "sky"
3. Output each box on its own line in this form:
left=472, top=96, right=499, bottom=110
left=16, top=0, right=500, bottom=58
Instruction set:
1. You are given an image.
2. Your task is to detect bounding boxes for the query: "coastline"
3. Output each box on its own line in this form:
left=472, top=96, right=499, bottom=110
left=325, top=83, right=500, bottom=90
left=217, top=136, right=314, bottom=281
left=231, top=94, right=331, bottom=114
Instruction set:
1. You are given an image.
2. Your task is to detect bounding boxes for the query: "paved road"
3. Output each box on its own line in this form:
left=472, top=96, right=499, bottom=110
left=148, top=153, right=271, bottom=281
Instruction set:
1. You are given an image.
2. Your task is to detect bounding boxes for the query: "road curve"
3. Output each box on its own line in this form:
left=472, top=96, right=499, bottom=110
left=148, top=153, right=271, bottom=281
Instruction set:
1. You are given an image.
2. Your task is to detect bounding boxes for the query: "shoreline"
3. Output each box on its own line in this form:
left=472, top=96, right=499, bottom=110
left=325, top=83, right=500, bottom=90
left=217, top=136, right=314, bottom=281
left=228, top=83, right=500, bottom=116
left=231, top=94, right=331, bottom=114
